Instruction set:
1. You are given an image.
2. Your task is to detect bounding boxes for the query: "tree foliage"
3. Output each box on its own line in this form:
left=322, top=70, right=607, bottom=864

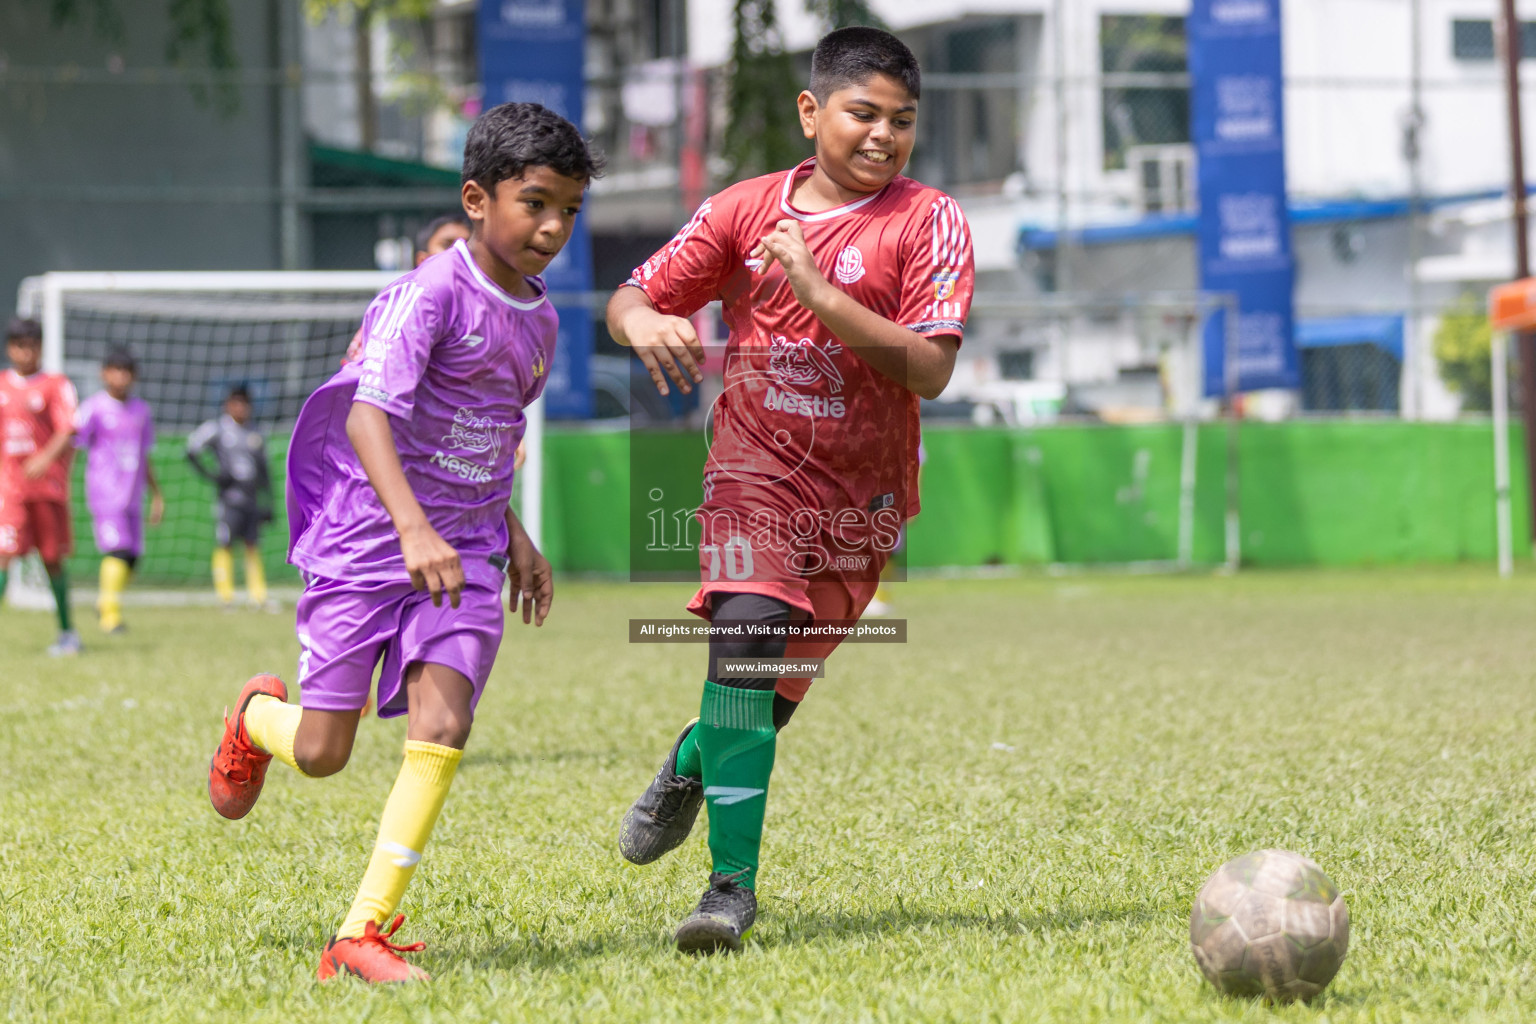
left=304, top=0, right=431, bottom=20
left=166, top=0, right=240, bottom=116
left=26, top=0, right=241, bottom=116
left=1434, top=293, right=1495, bottom=412
left=1099, top=15, right=1188, bottom=170
left=722, top=0, right=807, bottom=181
left=803, top=0, right=886, bottom=31
left=31, top=0, right=124, bottom=39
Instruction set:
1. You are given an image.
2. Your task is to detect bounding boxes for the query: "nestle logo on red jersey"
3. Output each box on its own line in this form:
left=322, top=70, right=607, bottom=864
left=763, top=386, right=847, bottom=419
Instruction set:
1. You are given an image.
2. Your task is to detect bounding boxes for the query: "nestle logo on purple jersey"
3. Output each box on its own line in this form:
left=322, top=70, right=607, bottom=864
left=430, top=450, right=493, bottom=483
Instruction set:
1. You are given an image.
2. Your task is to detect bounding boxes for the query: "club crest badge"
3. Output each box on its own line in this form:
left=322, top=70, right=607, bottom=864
left=932, top=269, right=959, bottom=301
left=834, top=246, right=866, bottom=285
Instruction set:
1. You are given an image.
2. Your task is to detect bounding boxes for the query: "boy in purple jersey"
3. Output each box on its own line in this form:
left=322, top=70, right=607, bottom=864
left=74, top=347, right=164, bottom=633
left=204, top=102, right=601, bottom=983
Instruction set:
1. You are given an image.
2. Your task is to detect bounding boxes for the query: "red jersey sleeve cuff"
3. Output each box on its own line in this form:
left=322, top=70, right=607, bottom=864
left=906, top=319, right=966, bottom=339
left=622, top=275, right=693, bottom=319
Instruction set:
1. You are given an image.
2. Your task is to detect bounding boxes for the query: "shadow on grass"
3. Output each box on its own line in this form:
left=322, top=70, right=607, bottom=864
left=260, top=917, right=662, bottom=975
left=458, top=747, right=623, bottom=768
left=768, top=898, right=1177, bottom=944
left=431, top=929, right=663, bottom=973
left=1201, top=986, right=1359, bottom=1012
left=415, top=898, right=1183, bottom=974
left=257, top=893, right=1183, bottom=975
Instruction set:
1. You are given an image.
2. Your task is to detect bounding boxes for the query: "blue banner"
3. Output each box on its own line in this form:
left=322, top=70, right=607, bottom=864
left=478, top=0, right=592, bottom=418
left=1191, top=0, right=1299, bottom=396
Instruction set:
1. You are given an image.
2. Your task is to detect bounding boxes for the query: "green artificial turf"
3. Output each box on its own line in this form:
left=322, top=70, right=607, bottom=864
left=5, top=569, right=1536, bottom=1022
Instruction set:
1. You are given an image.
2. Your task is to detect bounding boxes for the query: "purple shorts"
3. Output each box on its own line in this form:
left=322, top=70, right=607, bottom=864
left=92, top=509, right=143, bottom=558
left=293, top=574, right=505, bottom=719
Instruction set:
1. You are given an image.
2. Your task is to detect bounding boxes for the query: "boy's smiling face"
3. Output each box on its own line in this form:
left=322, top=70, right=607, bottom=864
left=798, top=72, right=917, bottom=195
left=463, top=166, right=587, bottom=284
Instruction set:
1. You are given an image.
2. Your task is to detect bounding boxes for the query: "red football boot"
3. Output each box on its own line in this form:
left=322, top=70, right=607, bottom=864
left=207, top=673, right=288, bottom=820
left=316, top=916, right=430, bottom=983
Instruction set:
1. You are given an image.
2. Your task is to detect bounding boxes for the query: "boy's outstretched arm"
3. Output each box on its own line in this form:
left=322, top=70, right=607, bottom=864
left=184, top=424, right=221, bottom=485
left=756, top=220, right=958, bottom=400
left=607, top=285, right=706, bottom=397
left=23, top=424, right=76, bottom=480
left=145, top=464, right=165, bottom=526
left=346, top=402, right=464, bottom=608
left=504, top=507, right=553, bottom=626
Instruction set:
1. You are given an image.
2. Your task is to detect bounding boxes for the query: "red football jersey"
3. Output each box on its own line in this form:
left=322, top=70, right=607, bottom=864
left=627, top=157, right=974, bottom=520
left=0, top=369, right=78, bottom=503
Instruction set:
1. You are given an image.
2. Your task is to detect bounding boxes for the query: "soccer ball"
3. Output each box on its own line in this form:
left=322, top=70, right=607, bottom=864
left=1189, top=849, right=1350, bottom=1004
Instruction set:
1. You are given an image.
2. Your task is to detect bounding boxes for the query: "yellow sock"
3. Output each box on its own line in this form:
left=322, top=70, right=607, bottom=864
left=244, top=547, right=268, bottom=605
left=98, top=556, right=130, bottom=631
left=212, top=547, right=235, bottom=604
left=244, top=694, right=308, bottom=775
left=337, top=741, right=462, bottom=939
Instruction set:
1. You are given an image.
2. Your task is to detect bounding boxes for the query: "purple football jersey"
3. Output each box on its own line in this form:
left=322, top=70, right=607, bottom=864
left=75, top=391, right=155, bottom=516
left=288, top=240, right=557, bottom=585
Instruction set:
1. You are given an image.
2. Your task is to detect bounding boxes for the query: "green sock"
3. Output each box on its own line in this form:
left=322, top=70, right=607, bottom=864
left=675, top=723, right=702, bottom=779
left=0, top=568, right=8, bottom=606
left=677, top=693, right=797, bottom=780
left=697, top=681, right=776, bottom=890
left=49, top=571, right=71, bottom=632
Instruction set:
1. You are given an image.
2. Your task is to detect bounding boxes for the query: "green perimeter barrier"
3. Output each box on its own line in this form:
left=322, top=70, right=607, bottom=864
left=908, top=421, right=1529, bottom=568
left=62, top=421, right=1530, bottom=584
left=544, top=421, right=1528, bottom=572
left=1234, top=420, right=1529, bottom=566
left=65, top=435, right=298, bottom=587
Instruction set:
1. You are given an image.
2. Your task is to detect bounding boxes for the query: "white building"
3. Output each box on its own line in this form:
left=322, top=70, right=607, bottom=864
left=296, top=0, right=1536, bottom=417
left=685, top=0, right=1534, bottom=221
left=678, top=0, right=1536, bottom=418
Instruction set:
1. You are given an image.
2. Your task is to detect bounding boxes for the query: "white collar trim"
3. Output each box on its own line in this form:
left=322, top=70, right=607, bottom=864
left=454, top=240, right=548, bottom=310
left=777, top=158, right=890, bottom=223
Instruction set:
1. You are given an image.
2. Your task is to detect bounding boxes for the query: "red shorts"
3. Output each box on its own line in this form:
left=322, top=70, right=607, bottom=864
left=0, top=498, right=72, bottom=563
left=686, top=475, right=899, bottom=702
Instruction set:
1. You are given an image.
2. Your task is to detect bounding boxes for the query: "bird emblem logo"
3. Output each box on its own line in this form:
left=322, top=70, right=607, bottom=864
left=768, top=335, right=844, bottom=394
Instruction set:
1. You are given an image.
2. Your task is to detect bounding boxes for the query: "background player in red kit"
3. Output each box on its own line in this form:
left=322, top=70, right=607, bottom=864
left=608, top=27, right=974, bottom=953
left=0, top=317, right=82, bottom=655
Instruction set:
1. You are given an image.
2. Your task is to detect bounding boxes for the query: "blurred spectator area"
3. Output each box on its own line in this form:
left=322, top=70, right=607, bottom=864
left=8, top=0, right=1536, bottom=422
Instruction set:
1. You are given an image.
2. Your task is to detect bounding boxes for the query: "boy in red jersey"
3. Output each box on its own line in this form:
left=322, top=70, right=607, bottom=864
left=608, top=27, right=974, bottom=953
left=0, top=317, right=82, bottom=655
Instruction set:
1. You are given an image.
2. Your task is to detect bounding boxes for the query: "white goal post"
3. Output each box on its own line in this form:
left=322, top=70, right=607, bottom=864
left=956, top=291, right=1241, bottom=573
left=14, top=270, right=545, bottom=566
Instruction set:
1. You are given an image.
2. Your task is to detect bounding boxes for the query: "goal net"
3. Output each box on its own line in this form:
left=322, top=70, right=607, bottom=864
left=12, top=271, right=546, bottom=592
left=929, top=292, right=1242, bottom=572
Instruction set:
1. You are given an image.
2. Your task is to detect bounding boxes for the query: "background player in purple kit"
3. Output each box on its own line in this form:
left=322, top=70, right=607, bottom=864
left=342, top=212, right=472, bottom=367
left=203, top=102, right=599, bottom=984
left=74, top=347, right=164, bottom=633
